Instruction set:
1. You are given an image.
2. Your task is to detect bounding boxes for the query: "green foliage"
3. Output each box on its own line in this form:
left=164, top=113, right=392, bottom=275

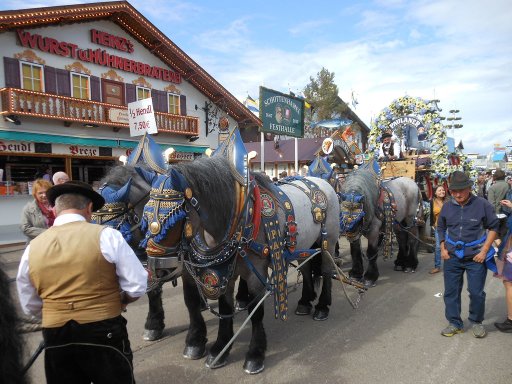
left=368, top=95, right=477, bottom=182
left=303, top=67, right=349, bottom=123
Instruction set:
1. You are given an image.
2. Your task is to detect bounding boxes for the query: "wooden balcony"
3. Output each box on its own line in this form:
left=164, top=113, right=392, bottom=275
left=0, top=88, right=199, bottom=136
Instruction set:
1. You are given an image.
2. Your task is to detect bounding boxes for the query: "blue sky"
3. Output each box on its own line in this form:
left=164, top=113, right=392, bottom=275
left=2, top=0, right=511, bottom=154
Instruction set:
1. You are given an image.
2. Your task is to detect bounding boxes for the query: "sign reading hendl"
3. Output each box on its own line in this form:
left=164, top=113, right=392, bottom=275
left=128, top=98, right=158, bottom=136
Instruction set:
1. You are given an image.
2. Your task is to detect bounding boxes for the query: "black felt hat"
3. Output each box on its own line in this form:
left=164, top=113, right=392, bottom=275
left=380, top=132, right=393, bottom=142
left=448, top=171, right=473, bottom=190
left=47, top=181, right=105, bottom=211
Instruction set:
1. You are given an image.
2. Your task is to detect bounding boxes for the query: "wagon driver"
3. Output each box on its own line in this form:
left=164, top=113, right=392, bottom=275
left=378, top=132, right=400, bottom=161
left=17, top=180, right=147, bottom=383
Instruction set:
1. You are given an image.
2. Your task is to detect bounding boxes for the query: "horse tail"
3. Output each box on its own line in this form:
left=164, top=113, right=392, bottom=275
left=415, top=187, right=425, bottom=226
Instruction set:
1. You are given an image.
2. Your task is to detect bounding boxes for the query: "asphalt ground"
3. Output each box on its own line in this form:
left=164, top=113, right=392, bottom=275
left=3, top=239, right=511, bottom=384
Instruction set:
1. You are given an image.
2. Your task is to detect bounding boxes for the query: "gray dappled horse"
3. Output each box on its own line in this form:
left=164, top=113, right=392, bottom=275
left=339, top=169, right=423, bottom=286
left=138, top=156, right=339, bottom=374
left=93, top=165, right=167, bottom=341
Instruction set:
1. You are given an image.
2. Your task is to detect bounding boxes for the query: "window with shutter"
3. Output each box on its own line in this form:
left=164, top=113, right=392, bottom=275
left=56, top=68, right=71, bottom=96
left=180, top=95, right=187, bottom=116
left=125, top=83, right=136, bottom=104
left=71, top=73, right=90, bottom=100
left=20, top=61, right=44, bottom=92
left=4, top=57, right=21, bottom=88
left=167, top=93, right=180, bottom=114
left=137, top=86, right=151, bottom=100
left=90, top=76, right=101, bottom=101
left=44, top=66, right=57, bottom=94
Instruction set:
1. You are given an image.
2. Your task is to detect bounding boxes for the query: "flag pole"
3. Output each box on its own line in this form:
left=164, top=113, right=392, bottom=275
left=294, top=137, right=298, bottom=174
left=260, top=132, right=264, bottom=174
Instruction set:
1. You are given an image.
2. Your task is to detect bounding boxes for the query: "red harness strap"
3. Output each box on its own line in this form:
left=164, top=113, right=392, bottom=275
left=252, top=184, right=262, bottom=240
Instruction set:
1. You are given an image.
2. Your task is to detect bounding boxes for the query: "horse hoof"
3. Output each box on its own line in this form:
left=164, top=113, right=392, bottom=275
left=313, top=309, right=329, bottom=321
left=205, top=353, right=228, bottom=369
left=143, top=329, right=163, bottom=341
left=183, top=345, right=206, bottom=360
left=243, top=359, right=265, bottom=374
left=295, top=304, right=312, bottom=316
left=236, top=300, right=249, bottom=311
left=363, top=279, right=376, bottom=288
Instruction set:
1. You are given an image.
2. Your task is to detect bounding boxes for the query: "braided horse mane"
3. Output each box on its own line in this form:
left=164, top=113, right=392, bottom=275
left=172, top=156, right=236, bottom=241
left=100, top=164, right=132, bottom=186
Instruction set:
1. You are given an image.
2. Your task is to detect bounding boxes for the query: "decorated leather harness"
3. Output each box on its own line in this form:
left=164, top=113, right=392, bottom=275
left=141, top=172, right=330, bottom=320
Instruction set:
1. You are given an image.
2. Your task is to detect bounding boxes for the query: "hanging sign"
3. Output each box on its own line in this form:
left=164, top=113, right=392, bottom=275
left=128, top=98, right=158, bottom=136
left=321, top=138, right=334, bottom=154
left=259, top=86, right=305, bottom=138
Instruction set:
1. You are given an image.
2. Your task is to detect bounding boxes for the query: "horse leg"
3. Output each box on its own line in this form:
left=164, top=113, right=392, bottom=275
left=143, top=284, right=165, bottom=341
left=314, top=269, right=332, bottom=321
left=349, top=238, right=364, bottom=280
left=363, top=239, right=380, bottom=287
left=295, top=258, right=315, bottom=316
left=407, top=226, right=420, bottom=271
left=182, top=272, right=207, bottom=360
left=394, top=226, right=410, bottom=272
left=235, top=277, right=250, bottom=311
left=205, top=283, right=235, bottom=369
left=243, top=285, right=267, bottom=374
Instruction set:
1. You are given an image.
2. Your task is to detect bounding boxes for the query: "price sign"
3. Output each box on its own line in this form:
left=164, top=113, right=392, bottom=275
left=128, top=98, right=158, bottom=136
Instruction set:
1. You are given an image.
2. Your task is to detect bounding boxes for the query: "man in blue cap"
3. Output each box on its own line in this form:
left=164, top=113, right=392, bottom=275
left=437, top=171, right=499, bottom=338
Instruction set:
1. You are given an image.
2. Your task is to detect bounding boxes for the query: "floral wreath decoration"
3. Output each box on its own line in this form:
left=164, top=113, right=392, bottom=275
left=366, top=95, right=477, bottom=185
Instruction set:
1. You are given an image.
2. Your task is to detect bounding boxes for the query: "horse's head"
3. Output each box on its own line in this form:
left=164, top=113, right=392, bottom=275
left=338, top=168, right=380, bottom=241
left=339, top=192, right=366, bottom=240
left=92, top=165, right=151, bottom=254
left=139, top=168, right=189, bottom=255
left=140, top=156, right=239, bottom=293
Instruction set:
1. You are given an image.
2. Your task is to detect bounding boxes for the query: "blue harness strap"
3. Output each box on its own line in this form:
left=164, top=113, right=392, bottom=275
left=445, top=234, right=497, bottom=273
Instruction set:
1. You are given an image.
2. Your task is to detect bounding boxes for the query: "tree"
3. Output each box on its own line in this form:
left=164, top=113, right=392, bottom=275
left=303, top=67, right=349, bottom=124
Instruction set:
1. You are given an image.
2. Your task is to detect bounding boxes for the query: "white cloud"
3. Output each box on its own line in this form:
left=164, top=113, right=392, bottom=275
left=1, top=0, right=510, bottom=154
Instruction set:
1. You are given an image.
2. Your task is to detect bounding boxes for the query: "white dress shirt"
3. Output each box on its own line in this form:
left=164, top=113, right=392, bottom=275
left=17, top=213, right=148, bottom=318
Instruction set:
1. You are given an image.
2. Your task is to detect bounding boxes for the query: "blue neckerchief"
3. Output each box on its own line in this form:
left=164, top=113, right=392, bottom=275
left=445, top=234, right=496, bottom=273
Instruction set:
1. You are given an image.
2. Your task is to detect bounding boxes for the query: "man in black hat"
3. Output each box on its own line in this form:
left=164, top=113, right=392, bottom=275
left=378, top=132, right=401, bottom=161
left=17, top=181, right=147, bottom=383
left=437, top=171, right=499, bottom=339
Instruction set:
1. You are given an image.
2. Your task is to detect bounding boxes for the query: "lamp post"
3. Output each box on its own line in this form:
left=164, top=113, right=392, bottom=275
left=445, top=109, right=463, bottom=145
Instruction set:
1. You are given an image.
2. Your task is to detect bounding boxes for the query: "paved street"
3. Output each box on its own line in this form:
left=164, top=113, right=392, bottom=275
left=3, top=240, right=511, bottom=384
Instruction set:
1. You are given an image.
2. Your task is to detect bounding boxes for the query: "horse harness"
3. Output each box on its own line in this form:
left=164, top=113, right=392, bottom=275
left=377, top=178, right=424, bottom=260
left=141, top=173, right=331, bottom=321
left=91, top=186, right=148, bottom=248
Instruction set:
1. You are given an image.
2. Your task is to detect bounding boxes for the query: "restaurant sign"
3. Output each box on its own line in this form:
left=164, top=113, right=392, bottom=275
left=259, top=86, right=304, bottom=138
left=0, top=140, right=34, bottom=154
left=108, top=108, right=129, bottom=124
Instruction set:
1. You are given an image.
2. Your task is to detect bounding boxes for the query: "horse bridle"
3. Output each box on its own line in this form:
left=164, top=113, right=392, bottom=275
left=92, top=185, right=149, bottom=229
left=142, top=173, right=260, bottom=300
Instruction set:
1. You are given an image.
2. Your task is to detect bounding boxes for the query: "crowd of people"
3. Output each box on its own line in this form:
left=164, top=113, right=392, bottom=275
left=428, top=169, right=512, bottom=337
left=1, top=168, right=147, bottom=382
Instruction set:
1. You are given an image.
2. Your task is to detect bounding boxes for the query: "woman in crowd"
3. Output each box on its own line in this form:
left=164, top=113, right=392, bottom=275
left=20, top=178, right=55, bottom=242
left=429, top=185, right=447, bottom=274
left=495, top=199, right=512, bottom=333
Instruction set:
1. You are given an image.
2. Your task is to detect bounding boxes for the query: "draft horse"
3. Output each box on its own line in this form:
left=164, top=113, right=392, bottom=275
left=138, top=155, right=340, bottom=374
left=340, top=168, right=423, bottom=285
left=93, top=165, right=171, bottom=341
